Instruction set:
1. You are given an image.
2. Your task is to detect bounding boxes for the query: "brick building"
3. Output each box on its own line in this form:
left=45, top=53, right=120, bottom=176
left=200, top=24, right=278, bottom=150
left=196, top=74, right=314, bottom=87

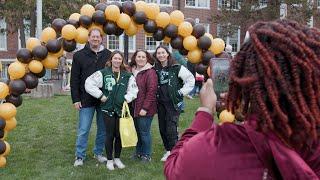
left=1, top=0, right=320, bottom=81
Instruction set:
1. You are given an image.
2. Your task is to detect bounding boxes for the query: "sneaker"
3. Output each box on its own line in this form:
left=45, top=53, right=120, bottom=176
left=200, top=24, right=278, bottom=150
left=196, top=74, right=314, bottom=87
left=94, top=154, right=108, bottom=163
left=140, top=155, right=151, bottom=163
left=114, top=158, right=125, bottom=169
left=74, top=157, right=83, bottom=167
left=160, top=151, right=170, bottom=162
left=106, top=160, right=114, bottom=170
left=131, top=153, right=141, bottom=160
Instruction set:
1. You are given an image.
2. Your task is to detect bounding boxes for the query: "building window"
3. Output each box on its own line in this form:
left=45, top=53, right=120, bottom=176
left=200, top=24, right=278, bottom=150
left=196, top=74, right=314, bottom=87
left=217, top=24, right=240, bottom=54
left=0, top=18, right=7, bottom=51
left=218, top=0, right=241, bottom=10
left=107, top=35, right=120, bottom=50
left=107, top=0, right=132, bottom=3
left=186, top=0, right=210, bottom=8
left=0, top=62, right=10, bottom=81
left=18, top=19, right=31, bottom=49
left=107, top=35, right=136, bottom=52
left=318, top=0, right=320, bottom=7
left=145, top=0, right=172, bottom=6
left=259, top=0, right=268, bottom=6
left=128, top=36, right=136, bottom=52
left=145, top=35, right=172, bottom=52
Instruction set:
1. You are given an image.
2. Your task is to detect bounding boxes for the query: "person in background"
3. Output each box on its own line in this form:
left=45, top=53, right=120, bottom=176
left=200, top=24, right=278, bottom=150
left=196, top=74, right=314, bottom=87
left=154, top=45, right=195, bottom=162
left=164, top=19, right=320, bottom=179
left=85, top=51, right=138, bottom=171
left=129, top=50, right=158, bottom=162
left=70, top=28, right=111, bottom=167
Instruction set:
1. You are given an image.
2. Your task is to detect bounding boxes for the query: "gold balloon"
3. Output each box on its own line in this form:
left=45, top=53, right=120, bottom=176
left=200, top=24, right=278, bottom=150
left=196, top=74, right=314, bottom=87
left=105, top=5, right=120, bottom=22
left=40, top=27, right=57, bottom=43
left=187, top=48, right=202, bottom=64
left=116, top=13, right=132, bottom=30
left=204, top=33, right=214, bottom=41
left=0, top=82, right=9, bottom=99
left=61, top=24, right=77, bottom=41
left=135, top=1, right=147, bottom=12
left=170, top=10, right=184, bottom=26
left=183, top=35, right=197, bottom=51
left=28, top=60, right=43, bottom=74
left=219, top=110, right=235, bottom=123
left=145, top=3, right=160, bottom=20
left=26, top=38, right=41, bottom=51
left=42, top=54, right=59, bottom=69
left=125, top=22, right=138, bottom=36
left=178, top=22, right=193, bottom=37
left=210, top=38, right=225, bottom=55
left=8, top=61, right=26, bottom=80
left=80, top=4, right=95, bottom=17
left=0, top=156, right=6, bottom=168
left=155, top=12, right=170, bottom=28
left=4, top=117, right=17, bottom=132
left=69, top=13, right=81, bottom=21
left=163, top=36, right=171, bottom=44
left=3, top=141, right=10, bottom=156
left=0, top=103, right=17, bottom=120
left=75, top=27, right=89, bottom=44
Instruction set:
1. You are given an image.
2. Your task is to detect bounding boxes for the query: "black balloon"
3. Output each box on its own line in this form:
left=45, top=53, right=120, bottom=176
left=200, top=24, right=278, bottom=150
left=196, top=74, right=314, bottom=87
left=16, top=48, right=32, bottom=63
left=153, top=28, right=165, bottom=41
left=164, top=24, right=178, bottom=39
left=170, top=36, right=183, bottom=50
left=46, top=39, right=62, bottom=53
left=133, top=11, right=147, bottom=25
left=32, top=45, right=48, bottom=60
left=122, top=1, right=136, bottom=16
left=92, top=10, right=106, bottom=25
left=9, top=79, right=26, bottom=96
left=195, top=63, right=208, bottom=75
left=22, top=73, right=39, bottom=89
left=33, top=67, right=46, bottom=78
left=144, top=20, right=157, bottom=34
left=67, top=19, right=79, bottom=28
left=79, top=15, right=92, bottom=29
left=0, top=129, right=4, bottom=139
left=103, top=21, right=117, bottom=35
left=114, top=26, right=124, bottom=36
left=202, top=51, right=215, bottom=65
left=0, top=140, right=5, bottom=155
left=198, top=36, right=212, bottom=50
left=95, top=3, right=107, bottom=11
left=192, top=24, right=206, bottom=38
left=184, top=18, right=195, bottom=26
left=0, top=119, right=5, bottom=129
left=179, top=47, right=188, bottom=56
left=52, top=18, right=67, bottom=34
left=63, top=39, right=77, bottom=52
left=5, top=94, right=23, bottom=107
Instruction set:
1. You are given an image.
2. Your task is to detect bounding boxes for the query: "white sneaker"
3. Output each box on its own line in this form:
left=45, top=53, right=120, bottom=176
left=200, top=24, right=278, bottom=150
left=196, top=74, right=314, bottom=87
left=74, top=157, right=83, bottom=167
left=106, top=160, right=114, bottom=170
left=114, top=158, right=125, bottom=169
left=160, top=151, right=171, bottom=162
left=94, top=154, right=108, bottom=163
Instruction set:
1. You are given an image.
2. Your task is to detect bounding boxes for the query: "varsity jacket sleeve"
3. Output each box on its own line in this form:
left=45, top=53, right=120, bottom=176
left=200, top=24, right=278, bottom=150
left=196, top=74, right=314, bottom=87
left=84, top=71, right=104, bottom=99
left=70, top=53, right=81, bottom=103
left=124, top=75, right=138, bottom=103
left=178, top=65, right=195, bottom=96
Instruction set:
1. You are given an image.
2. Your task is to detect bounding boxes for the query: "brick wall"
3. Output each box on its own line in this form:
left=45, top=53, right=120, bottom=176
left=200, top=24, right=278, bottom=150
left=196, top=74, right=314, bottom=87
left=0, top=32, right=18, bottom=60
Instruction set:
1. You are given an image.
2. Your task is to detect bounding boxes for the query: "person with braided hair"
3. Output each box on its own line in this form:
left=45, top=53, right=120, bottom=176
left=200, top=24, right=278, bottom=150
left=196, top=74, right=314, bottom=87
left=164, top=19, right=320, bottom=180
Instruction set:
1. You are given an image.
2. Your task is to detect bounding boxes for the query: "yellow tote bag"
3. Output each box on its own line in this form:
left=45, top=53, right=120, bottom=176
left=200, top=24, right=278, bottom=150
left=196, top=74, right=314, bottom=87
left=119, top=101, right=138, bottom=147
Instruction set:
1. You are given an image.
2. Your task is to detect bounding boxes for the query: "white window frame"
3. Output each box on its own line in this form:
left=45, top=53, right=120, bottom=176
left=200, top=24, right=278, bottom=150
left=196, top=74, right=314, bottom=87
left=145, top=0, right=172, bottom=6
left=201, top=23, right=210, bottom=33
left=0, top=18, right=7, bottom=51
left=106, top=34, right=136, bottom=52
left=185, top=0, right=210, bottom=9
left=18, top=19, right=31, bottom=49
left=317, top=0, right=320, bottom=8
left=144, top=35, right=172, bottom=53
left=217, top=0, right=241, bottom=10
left=217, top=24, right=241, bottom=55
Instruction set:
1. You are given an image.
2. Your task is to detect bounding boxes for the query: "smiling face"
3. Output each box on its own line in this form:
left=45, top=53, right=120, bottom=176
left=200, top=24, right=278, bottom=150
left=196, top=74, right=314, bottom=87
left=135, top=51, right=148, bottom=68
left=88, top=29, right=102, bottom=49
left=156, top=47, right=169, bottom=64
left=111, top=53, right=123, bottom=69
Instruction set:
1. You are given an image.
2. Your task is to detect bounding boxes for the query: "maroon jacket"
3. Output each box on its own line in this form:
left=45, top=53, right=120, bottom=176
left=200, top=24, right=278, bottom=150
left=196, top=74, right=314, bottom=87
left=132, top=63, right=158, bottom=118
left=165, top=111, right=320, bottom=180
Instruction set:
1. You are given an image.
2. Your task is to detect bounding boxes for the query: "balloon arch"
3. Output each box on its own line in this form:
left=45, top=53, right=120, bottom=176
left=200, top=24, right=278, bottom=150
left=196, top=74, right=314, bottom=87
left=0, top=1, right=226, bottom=167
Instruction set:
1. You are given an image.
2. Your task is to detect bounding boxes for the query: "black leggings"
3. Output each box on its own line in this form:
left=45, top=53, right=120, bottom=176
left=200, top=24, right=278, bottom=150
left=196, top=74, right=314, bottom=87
left=104, top=113, right=122, bottom=160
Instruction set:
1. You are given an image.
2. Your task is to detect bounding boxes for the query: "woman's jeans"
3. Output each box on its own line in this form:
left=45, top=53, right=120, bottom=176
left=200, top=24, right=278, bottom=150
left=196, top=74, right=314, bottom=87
left=75, top=106, right=106, bottom=159
left=134, top=116, right=153, bottom=157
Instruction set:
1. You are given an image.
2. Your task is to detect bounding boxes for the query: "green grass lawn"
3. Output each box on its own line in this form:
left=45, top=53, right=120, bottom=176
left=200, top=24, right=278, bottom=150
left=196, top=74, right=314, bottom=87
left=0, top=95, right=200, bottom=179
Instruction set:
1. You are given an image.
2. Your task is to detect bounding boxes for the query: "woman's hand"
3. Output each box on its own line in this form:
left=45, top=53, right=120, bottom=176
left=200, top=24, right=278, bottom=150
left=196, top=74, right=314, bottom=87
left=139, top=109, right=147, bottom=116
left=199, top=79, right=217, bottom=114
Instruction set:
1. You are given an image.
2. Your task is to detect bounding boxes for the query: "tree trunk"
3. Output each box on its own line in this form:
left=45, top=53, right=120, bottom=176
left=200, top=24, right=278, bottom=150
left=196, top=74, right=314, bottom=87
left=19, top=18, right=26, bottom=48
left=30, top=2, right=36, bottom=37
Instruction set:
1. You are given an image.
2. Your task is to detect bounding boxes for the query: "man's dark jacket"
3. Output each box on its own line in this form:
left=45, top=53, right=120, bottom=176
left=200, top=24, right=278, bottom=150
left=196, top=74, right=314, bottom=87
left=70, top=43, right=111, bottom=107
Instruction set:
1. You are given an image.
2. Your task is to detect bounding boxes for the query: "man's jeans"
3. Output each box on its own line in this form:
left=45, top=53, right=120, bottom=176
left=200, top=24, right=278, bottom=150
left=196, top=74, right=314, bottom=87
left=134, top=116, right=153, bottom=157
left=75, top=106, right=106, bottom=159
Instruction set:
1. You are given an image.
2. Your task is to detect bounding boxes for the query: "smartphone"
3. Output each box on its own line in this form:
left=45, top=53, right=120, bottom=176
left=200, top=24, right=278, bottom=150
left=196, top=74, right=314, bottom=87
left=210, top=58, right=230, bottom=100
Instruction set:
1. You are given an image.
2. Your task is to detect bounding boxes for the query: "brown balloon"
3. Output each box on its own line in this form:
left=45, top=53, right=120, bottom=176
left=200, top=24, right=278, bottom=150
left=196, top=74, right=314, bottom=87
left=153, top=28, right=165, bottom=41
left=202, top=50, right=215, bottom=65
left=79, top=15, right=92, bottom=28
left=195, top=63, right=208, bottom=75
left=170, top=36, right=183, bottom=50
left=192, top=24, right=206, bottom=38
left=95, top=3, right=107, bottom=11
left=62, top=39, right=77, bottom=52
left=198, top=35, right=212, bottom=50
left=114, top=25, right=124, bottom=36
left=16, top=48, right=32, bottom=63
left=0, top=119, right=5, bottom=129
left=103, top=21, right=117, bottom=35
left=144, top=20, right=157, bottom=34
left=22, top=73, right=39, bottom=89
left=122, top=1, right=136, bottom=16
left=0, top=140, right=5, bottom=155
left=32, top=67, right=46, bottom=78
left=32, top=45, right=48, bottom=60
left=184, top=18, right=195, bottom=26
left=5, top=94, right=23, bottom=107
left=133, top=11, right=147, bottom=25
left=164, top=24, right=178, bottom=38
left=46, top=39, right=62, bottom=53
left=92, top=10, right=107, bottom=25
left=52, top=18, right=67, bottom=34
left=9, top=79, right=26, bottom=96
left=179, top=47, right=188, bottom=56
left=67, top=19, right=79, bottom=28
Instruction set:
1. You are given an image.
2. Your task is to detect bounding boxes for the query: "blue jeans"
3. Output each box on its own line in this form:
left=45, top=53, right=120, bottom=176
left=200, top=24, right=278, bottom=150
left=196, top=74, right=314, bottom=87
left=134, top=116, right=153, bottom=157
left=75, top=106, right=106, bottom=159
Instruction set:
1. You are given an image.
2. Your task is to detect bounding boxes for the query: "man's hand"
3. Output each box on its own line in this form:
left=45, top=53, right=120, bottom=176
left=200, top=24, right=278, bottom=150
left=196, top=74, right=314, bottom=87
left=74, top=102, right=82, bottom=110
left=139, top=109, right=147, bottom=116
left=199, top=79, right=217, bottom=113
left=100, top=95, right=107, bottom=103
